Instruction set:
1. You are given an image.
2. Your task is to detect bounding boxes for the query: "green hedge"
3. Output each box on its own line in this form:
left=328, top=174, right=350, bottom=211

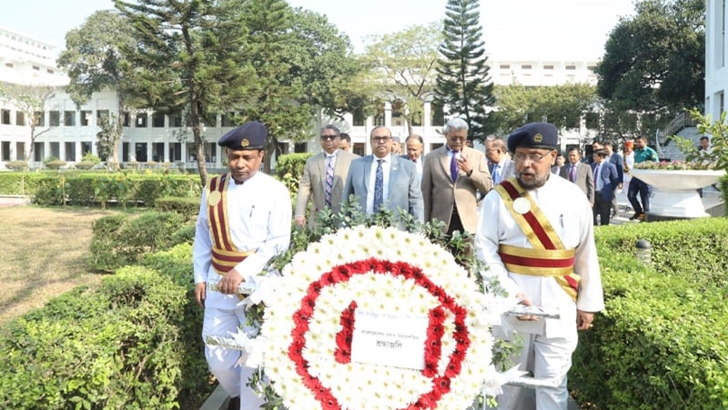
left=0, top=172, right=203, bottom=207
left=89, top=211, right=194, bottom=272
left=154, top=196, right=201, bottom=222
left=0, top=265, right=201, bottom=409
left=570, top=218, right=728, bottom=409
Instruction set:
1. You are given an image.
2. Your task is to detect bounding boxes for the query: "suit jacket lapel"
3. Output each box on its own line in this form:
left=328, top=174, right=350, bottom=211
left=389, top=155, right=400, bottom=192
left=362, top=156, right=373, bottom=195
left=439, top=148, right=453, bottom=184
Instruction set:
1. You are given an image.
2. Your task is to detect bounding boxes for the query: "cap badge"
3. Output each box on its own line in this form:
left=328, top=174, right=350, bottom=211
left=533, top=133, right=543, bottom=143
left=241, top=138, right=250, bottom=148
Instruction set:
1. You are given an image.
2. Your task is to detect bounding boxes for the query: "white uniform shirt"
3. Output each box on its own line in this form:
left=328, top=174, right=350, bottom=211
left=193, top=171, right=292, bottom=309
left=475, top=175, right=604, bottom=338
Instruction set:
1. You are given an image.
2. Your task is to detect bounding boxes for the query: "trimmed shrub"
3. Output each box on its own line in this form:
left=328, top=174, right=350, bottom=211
left=155, top=196, right=201, bottom=221
left=45, top=159, right=68, bottom=170
left=89, top=211, right=186, bottom=272
left=74, top=160, right=97, bottom=170
left=570, top=218, right=728, bottom=409
left=4, top=160, right=28, bottom=171
left=0, top=267, right=197, bottom=409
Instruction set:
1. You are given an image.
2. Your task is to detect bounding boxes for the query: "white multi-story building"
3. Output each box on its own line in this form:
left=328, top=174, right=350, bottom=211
left=1, top=25, right=599, bottom=169
left=706, top=0, right=727, bottom=121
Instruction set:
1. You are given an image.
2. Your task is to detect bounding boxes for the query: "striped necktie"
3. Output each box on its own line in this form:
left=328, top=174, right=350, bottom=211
left=325, top=154, right=335, bottom=207
left=374, top=159, right=384, bottom=212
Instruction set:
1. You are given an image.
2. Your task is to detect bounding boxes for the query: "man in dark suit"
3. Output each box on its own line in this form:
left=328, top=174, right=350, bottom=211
left=343, top=126, right=423, bottom=223
left=603, top=142, right=623, bottom=216
left=421, top=118, right=492, bottom=235
left=560, top=147, right=594, bottom=207
left=551, top=153, right=565, bottom=175
left=591, top=150, right=620, bottom=225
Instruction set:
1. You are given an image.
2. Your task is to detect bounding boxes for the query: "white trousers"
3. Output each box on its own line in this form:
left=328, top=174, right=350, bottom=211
left=202, top=307, right=265, bottom=410
left=496, top=332, right=578, bottom=410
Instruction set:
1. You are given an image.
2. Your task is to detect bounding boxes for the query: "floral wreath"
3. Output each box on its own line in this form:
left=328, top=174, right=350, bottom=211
left=253, top=225, right=504, bottom=409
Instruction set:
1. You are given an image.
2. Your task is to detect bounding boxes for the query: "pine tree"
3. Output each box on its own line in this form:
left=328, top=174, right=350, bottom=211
left=434, top=0, right=496, bottom=140
left=115, top=0, right=256, bottom=186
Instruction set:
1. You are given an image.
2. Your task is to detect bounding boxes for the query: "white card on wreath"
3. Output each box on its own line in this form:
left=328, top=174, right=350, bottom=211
left=350, top=310, right=428, bottom=370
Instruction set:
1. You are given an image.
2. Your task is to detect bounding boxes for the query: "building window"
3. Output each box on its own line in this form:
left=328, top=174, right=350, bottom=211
left=152, top=142, right=164, bottom=162
left=64, top=111, right=76, bottom=126
left=136, top=113, right=148, bottom=127
left=353, top=143, right=365, bottom=157
left=352, top=108, right=365, bottom=126
left=32, top=65, right=39, bottom=71
left=430, top=142, right=444, bottom=151
left=50, top=142, right=60, bottom=158
left=499, top=64, right=510, bottom=69
left=152, top=112, right=165, bottom=128
left=585, top=112, right=599, bottom=129
left=15, top=142, right=25, bottom=160
left=170, top=114, right=182, bottom=128
left=16, top=111, right=25, bottom=126
left=81, top=141, right=92, bottom=156
left=80, top=110, right=92, bottom=126
left=4, top=63, right=13, bottom=68
left=294, top=142, right=308, bottom=153
left=544, top=65, right=554, bottom=70
left=123, top=112, right=130, bottom=127
left=1, top=109, right=10, bottom=125
left=33, top=111, right=44, bottom=127
left=122, top=142, right=130, bottom=162
left=34, top=142, right=43, bottom=162
left=47, top=69, right=54, bottom=74
left=565, top=65, right=576, bottom=70
left=221, top=112, right=236, bottom=127
left=1, top=141, right=10, bottom=161
left=65, top=142, right=76, bottom=162
left=521, top=65, right=532, bottom=69
left=168, top=143, right=182, bottom=162
left=587, top=65, right=597, bottom=72
left=430, top=103, right=445, bottom=127
left=96, top=110, right=110, bottom=121
left=135, top=142, right=148, bottom=162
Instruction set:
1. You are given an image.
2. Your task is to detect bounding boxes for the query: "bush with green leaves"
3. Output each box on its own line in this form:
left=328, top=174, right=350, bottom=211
left=89, top=211, right=189, bottom=272
left=4, top=160, right=28, bottom=171
left=275, top=152, right=311, bottom=194
left=0, top=265, right=212, bottom=410
left=569, top=218, right=728, bottom=409
left=154, top=196, right=201, bottom=222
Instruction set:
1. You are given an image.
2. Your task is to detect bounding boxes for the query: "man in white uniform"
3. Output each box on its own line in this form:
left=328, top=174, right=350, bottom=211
left=193, top=121, right=292, bottom=409
left=475, top=122, right=604, bottom=410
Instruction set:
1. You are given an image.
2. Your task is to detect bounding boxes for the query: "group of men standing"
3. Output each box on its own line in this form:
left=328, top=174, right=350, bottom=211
left=192, top=119, right=604, bottom=410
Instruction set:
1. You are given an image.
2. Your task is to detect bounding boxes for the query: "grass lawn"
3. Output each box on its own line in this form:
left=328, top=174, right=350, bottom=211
left=0, top=205, right=115, bottom=328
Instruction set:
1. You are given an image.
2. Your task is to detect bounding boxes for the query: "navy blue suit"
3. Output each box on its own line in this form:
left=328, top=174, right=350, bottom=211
left=592, top=161, right=620, bottom=225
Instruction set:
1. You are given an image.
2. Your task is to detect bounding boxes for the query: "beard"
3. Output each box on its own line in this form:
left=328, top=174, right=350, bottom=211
left=516, top=170, right=549, bottom=190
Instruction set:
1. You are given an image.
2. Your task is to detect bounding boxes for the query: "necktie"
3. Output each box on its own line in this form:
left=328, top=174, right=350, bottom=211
left=493, top=163, right=500, bottom=185
left=594, top=164, right=600, bottom=190
left=325, top=154, right=334, bottom=207
left=374, top=159, right=384, bottom=212
left=450, top=152, right=458, bottom=183
left=569, top=165, right=576, bottom=182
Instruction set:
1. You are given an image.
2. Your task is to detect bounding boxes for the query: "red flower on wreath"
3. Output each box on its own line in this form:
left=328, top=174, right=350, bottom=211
left=286, top=258, right=472, bottom=410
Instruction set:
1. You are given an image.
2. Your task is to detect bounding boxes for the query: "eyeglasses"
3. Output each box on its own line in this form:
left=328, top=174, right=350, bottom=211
left=371, top=136, right=391, bottom=142
left=320, top=135, right=338, bottom=141
left=513, top=151, right=553, bottom=163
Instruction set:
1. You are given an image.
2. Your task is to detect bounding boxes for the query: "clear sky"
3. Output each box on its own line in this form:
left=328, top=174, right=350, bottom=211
left=0, top=0, right=636, bottom=61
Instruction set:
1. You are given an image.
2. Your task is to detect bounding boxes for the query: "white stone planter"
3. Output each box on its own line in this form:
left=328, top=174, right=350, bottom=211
left=630, top=169, right=726, bottom=218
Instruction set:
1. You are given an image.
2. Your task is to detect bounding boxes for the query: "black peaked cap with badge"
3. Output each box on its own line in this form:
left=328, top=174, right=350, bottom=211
left=507, top=122, right=559, bottom=153
left=218, top=121, right=267, bottom=150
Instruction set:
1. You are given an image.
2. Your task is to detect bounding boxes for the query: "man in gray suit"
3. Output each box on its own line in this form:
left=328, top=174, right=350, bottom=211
left=560, top=147, right=594, bottom=207
left=485, top=138, right=515, bottom=185
left=343, top=126, right=424, bottom=223
left=295, top=125, right=358, bottom=227
left=401, top=134, right=425, bottom=179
